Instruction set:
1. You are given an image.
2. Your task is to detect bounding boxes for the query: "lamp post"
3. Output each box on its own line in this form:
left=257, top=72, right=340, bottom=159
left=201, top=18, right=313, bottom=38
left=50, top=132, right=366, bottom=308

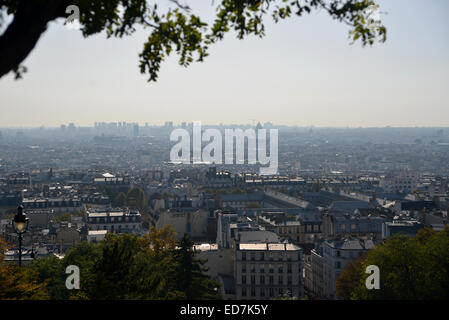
left=12, top=205, right=29, bottom=267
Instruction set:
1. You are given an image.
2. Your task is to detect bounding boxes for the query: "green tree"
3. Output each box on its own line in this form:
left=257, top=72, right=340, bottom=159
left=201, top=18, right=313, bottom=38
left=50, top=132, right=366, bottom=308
left=6, top=226, right=222, bottom=300
left=89, top=233, right=143, bottom=299
left=31, top=255, right=67, bottom=299
left=63, top=241, right=103, bottom=299
left=336, top=253, right=366, bottom=300
left=0, top=238, right=49, bottom=299
left=173, top=234, right=221, bottom=300
left=349, top=226, right=449, bottom=300
left=54, top=212, right=72, bottom=223
left=126, top=187, right=147, bottom=211
left=31, top=241, right=102, bottom=300
left=113, top=192, right=127, bottom=207
left=82, top=226, right=180, bottom=299
left=0, top=0, right=386, bottom=80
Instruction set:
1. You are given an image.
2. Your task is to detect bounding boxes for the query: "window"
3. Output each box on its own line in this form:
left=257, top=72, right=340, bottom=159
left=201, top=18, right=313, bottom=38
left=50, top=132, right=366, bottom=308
left=336, top=250, right=341, bottom=257
left=269, top=264, right=274, bottom=273
left=260, top=252, right=265, bottom=261
left=269, top=276, right=274, bottom=285
left=242, top=264, right=246, bottom=273
left=340, top=224, right=345, bottom=230
left=269, top=287, right=274, bottom=297
left=242, top=252, right=246, bottom=261
left=250, top=252, right=255, bottom=261
left=260, top=287, right=265, bottom=297
left=278, top=264, right=283, bottom=273
left=287, top=276, right=292, bottom=285
left=250, top=264, right=256, bottom=273
left=351, top=224, right=356, bottom=230
left=287, top=264, right=292, bottom=274
left=251, top=275, right=256, bottom=284
left=278, top=276, right=283, bottom=285
left=242, top=287, right=246, bottom=297
left=251, top=287, right=256, bottom=297
left=260, top=264, right=265, bottom=273
left=335, top=261, right=341, bottom=269
left=242, top=275, right=246, bottom=284
left=260, top=276, right=265, bottom=284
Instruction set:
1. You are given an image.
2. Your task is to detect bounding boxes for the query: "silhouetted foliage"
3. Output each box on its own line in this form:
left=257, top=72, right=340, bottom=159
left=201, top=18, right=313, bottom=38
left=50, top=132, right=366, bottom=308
left=0, top=0, right=386, bottom=80
left=26, top=226, right=220, bottom=300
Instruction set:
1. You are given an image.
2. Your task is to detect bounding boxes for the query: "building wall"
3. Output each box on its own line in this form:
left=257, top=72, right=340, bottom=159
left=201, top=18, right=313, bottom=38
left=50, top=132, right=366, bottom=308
left=197, top=248, right=234, bottom=279
left=234, top=247, right=303, bottom=300
left=156, top=209, right=209, bottom=239
left=322, top=242, right=369, bottom=299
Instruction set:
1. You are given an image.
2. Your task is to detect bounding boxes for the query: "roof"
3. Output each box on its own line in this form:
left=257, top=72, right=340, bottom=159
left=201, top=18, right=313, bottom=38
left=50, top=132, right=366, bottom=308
left=401, top=200, right=437, bottom=211
left=238, top=230, right=280, bottom=243
left=194, top=243, right=218, bottom=251
left=220, top=193, right=264, bottom=202
left=329, top=201, right=372, bottom=212
left=239, top=243, right=301, bottom=251
left=325, top=239, right=375, bottom=250
left=88, top=230, right=108, bottom=235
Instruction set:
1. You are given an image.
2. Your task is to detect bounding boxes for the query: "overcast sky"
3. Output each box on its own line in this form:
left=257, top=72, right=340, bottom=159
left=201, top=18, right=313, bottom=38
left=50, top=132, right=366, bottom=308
left=0, top=0, right=448, bottom=128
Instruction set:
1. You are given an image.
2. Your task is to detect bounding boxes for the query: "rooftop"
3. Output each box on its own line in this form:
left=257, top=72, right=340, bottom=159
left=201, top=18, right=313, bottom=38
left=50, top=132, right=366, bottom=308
left=239, top=243, right=301, bottom=251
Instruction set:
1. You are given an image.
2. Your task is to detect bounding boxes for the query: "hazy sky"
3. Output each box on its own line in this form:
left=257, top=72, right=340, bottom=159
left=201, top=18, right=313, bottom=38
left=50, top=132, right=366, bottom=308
left=0, top=0, right=448, bottom=128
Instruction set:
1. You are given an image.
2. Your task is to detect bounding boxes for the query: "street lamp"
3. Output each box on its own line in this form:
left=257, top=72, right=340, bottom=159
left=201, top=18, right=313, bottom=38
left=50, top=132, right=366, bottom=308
left=12, top=205, right=29, bottom=267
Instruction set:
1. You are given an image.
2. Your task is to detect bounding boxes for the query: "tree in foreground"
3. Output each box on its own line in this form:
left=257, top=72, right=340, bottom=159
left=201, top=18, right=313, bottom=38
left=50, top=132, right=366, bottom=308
left=0, top=238, right=49, bottom=299
left=28, top=226, right=220, bottom=300
left=173, top=234, right=221, bottom=299
left=0, top=0, right=386, bottom=80
left=337, top=226, right=449, bottom=300
left=335, top=253, right=366, bottom=300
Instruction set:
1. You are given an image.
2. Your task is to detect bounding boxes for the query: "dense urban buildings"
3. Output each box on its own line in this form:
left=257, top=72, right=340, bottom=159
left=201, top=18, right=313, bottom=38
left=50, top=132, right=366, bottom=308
left=1, top=124, right=448, bottom=299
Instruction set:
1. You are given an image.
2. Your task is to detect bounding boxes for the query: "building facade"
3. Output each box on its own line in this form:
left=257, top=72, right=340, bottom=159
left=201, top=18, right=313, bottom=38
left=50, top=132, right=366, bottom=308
left=234, top=242, right=303, bottom=300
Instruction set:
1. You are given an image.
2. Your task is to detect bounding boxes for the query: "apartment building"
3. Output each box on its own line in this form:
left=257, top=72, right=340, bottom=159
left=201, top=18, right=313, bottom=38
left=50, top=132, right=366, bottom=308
left=86, top=209, right=142, bottom=234
left=322, top=238, right=375, bottom=299
left=234, top=242, right=303, bottom=300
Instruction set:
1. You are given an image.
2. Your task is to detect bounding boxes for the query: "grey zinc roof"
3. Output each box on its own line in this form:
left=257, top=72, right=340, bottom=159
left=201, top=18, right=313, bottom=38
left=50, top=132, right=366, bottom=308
left=327, top=239, right=375, bottom=250
left=329, top=201, right=372, bottom=212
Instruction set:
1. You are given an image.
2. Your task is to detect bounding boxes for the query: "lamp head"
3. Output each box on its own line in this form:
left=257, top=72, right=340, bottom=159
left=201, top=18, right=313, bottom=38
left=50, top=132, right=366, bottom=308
left=13, top=205, right=29, bottom=234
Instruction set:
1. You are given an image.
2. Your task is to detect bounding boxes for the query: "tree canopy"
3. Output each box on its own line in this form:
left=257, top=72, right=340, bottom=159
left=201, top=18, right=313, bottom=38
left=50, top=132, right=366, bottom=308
left=0, top=238, right=49, bottom=299
left=0, top=0, right=386, bottom=80
left=336, top=226, right=449, bottom=300
left=26, top=226, right=221, bottom=300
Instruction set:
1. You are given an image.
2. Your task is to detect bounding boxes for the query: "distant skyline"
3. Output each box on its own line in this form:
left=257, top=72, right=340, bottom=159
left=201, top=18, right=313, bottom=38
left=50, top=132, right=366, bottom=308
left=2, top=123, right=449, bottom=130
left=1, top=0, right=449, bottom=127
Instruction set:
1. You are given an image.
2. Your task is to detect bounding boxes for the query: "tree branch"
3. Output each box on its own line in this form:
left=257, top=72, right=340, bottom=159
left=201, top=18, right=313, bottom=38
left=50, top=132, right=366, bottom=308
left=0, top=0, right=69, bottom=79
